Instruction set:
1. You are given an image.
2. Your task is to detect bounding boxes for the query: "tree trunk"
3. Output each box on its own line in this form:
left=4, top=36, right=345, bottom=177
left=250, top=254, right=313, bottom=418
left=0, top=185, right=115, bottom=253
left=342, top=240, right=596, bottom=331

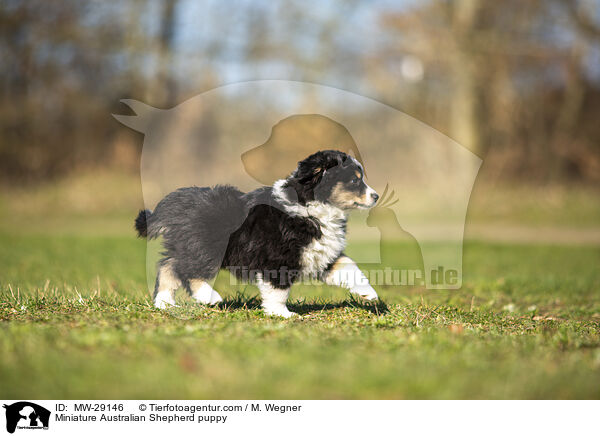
left=449, top=0, right=481, bottom=156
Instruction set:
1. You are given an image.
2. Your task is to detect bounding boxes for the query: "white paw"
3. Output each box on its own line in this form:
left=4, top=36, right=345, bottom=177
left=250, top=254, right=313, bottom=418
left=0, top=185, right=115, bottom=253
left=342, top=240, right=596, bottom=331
left=263, top=305, right=297, bottom=318
left=207, top=290, right=223, bottom=305
left=194, top=289, right=222, bottom=305
left=154, top=298, right=178, bottom=309
left=350, top=285, right=379, bottom=301
left=192, top=282, right=223, bottom=305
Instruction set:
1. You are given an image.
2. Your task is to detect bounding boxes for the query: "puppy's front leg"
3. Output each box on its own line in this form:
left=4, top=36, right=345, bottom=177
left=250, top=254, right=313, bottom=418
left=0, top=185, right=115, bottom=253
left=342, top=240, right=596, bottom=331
left=189, top=279, right=223, bottom=305
left=324, top=255, right=379, bottom=301
left=256, top=274, right=296, bottom=318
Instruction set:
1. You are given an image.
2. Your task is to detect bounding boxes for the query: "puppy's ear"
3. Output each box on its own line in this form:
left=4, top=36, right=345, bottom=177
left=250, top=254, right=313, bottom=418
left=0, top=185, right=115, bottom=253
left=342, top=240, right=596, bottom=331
left=341, top=155, right=353, bottom=168
left=308, top=165, right=326, bottom=185
left=296, top=152, right=325, bottom=180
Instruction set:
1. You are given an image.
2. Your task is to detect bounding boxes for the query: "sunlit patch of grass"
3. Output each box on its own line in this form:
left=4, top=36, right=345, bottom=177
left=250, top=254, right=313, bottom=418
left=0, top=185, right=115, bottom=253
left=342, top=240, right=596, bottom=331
left=0, top=232, right=599, bottom=399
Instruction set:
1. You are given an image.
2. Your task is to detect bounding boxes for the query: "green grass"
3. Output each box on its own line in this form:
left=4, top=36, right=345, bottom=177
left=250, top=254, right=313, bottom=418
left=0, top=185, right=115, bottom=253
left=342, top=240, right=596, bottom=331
left=1, top=231, right=599, bottom=399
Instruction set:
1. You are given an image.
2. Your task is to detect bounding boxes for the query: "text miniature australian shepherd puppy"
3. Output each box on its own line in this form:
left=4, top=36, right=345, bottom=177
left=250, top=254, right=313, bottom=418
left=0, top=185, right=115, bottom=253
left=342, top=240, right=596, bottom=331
left=135, top=150, right=380, bottom=317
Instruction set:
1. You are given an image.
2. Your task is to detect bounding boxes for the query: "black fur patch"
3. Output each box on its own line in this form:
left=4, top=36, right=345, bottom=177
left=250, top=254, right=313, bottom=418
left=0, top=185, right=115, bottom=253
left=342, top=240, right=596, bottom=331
left=134, top=209, right=151, bottom=237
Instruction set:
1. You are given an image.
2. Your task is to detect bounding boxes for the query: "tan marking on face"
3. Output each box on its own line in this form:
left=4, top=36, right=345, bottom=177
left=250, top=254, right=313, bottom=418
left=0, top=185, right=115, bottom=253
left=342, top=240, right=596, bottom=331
left=331, top=182, right=362, bottom=209
left=355, top=170, right=362, bottom=179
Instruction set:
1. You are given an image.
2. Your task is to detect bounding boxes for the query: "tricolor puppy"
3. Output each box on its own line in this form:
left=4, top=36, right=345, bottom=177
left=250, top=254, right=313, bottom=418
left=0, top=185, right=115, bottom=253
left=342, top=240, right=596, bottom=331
left=135, top=150, right=380, bottom=317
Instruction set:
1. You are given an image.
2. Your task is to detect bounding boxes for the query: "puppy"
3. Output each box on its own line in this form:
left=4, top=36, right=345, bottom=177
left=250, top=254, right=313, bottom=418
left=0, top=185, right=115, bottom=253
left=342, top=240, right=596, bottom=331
left=135, top=150, right=380, bottom=317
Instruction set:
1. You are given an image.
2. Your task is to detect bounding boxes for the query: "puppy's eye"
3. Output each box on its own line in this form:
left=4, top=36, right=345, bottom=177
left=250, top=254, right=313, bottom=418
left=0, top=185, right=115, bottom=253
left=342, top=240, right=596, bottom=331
left=351, top=177, right=359, bottom=184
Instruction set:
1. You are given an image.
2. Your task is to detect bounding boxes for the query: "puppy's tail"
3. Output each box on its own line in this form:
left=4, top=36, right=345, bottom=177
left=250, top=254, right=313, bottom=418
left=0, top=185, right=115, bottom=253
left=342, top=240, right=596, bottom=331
left=134, top=209, right=152, bottom=238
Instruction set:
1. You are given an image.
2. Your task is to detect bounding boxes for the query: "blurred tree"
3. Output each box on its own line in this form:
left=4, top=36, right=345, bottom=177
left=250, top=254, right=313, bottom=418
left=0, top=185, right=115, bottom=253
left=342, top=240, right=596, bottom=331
left=148, top=0, right=178, bottom=107
left=379, top=0, right=600, bottom=181
left=0, top=1, right=127, bottom=182
left=449, top=0, right=482, bottom=155
left=0, top=0, right=599, bottom=184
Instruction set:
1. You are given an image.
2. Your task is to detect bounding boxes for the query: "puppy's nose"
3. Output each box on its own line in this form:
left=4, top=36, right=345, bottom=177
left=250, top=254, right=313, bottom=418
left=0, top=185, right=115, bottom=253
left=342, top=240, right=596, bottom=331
left=371, top=192, right=379, bottom=203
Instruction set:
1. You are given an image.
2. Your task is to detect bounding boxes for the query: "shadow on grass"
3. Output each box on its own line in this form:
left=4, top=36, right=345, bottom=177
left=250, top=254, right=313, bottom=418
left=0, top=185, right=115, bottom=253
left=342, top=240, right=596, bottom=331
left=217, top=293, right=389, bottom=316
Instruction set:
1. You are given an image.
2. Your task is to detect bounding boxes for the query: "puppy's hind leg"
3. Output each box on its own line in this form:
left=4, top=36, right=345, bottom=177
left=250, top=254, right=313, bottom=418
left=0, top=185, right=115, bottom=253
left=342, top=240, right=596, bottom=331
left=188, top=279, right=223, bottom=305
left=153, top=260, right=181, bottom=309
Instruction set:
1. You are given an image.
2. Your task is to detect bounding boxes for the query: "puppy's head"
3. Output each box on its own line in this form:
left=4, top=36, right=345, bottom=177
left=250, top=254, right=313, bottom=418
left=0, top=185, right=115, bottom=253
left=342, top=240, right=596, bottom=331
left=284, top=150, right=379, bottom=209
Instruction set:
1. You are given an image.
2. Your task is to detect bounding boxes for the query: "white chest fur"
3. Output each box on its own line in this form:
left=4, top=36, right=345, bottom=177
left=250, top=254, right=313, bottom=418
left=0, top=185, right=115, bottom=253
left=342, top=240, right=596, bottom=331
left=299, top=203, right=347, bottom=277
left=272, top=179, right=348, bottom=277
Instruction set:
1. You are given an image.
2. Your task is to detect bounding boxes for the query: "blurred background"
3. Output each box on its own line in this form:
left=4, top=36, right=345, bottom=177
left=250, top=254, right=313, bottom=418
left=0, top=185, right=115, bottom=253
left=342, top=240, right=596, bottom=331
left=1, top=0, right=599, bottom=239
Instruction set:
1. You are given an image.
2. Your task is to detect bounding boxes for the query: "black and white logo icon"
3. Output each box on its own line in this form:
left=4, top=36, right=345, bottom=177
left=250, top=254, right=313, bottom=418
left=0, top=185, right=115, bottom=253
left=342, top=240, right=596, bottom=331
left=3, top=402, right=50, bottom=434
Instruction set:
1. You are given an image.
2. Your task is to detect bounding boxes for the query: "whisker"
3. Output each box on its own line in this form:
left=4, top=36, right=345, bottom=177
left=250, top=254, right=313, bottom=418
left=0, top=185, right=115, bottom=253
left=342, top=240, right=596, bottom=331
left=379, top=184, right=389, bottom=205
left=380, top=191, right=394, bottom=207
left=376, top=185, right=398, bottom=208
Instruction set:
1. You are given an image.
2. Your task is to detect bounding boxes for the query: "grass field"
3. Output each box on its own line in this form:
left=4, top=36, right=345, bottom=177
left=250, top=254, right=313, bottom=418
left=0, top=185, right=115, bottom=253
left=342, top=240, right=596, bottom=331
left=1, top=228, right=599, bottom=399
left=1, top=173, right=599, bottom=399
